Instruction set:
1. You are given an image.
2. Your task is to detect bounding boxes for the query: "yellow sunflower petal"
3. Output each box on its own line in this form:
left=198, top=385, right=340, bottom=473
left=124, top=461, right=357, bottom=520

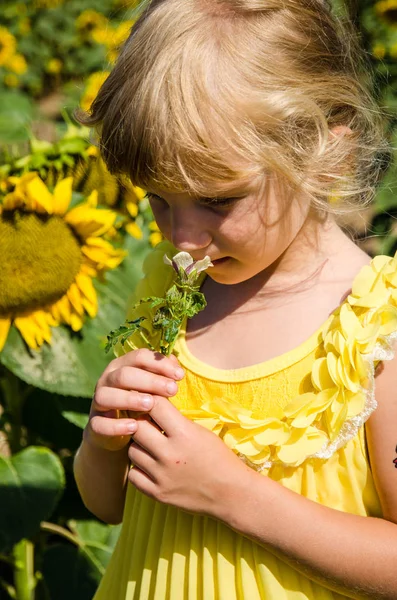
left=75, top=272, right=97, bottom=304
left=25, top=175, right=54, bottom=214
left=53, top=177, right=73, bottom=215
left=81, top=295, right=98, bottom=318
left=70, top=312, right=84, bottom=332
left=67, top=282, right=84, bottom=316
left=86, top=190, right=98, bottom=208
left=13, top=313, right=52, bottom=350
left=54, top=295, right=72, bottom=325
left=125, top=221, right=143, bottom=239
left=65, top=205, right=116, bottom=238
left=82, top=238, right=126, bottom=270
left=126, top=200, right=138, bottom=218
left=31, top=310, right=52, bottom=343
left=0, top=317, right=11, bottom=351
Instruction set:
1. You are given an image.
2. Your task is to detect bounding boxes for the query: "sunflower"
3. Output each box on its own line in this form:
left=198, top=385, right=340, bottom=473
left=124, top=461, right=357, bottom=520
left=3, top=74, right=19, bottom=88
left=46, top=58, right=63, bottom=74
left=375, top=0, right=397, bottom=26
left=0, top=173, right=126, bottom=351
left=0, top=28, right=17, bottom=68
left=71, top=147, right=145, bottom=239
left=75, top=11, right=109, bottom=41
left=80, top=71, right=110, bottom=112
left=5, top=53, right=27, bottom=75
left=148, top=220, right=163, bottom=247
left=34, top=0, right=64, bottom=7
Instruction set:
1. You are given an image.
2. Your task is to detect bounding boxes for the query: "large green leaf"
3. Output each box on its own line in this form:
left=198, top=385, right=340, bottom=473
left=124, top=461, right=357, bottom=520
left=0, top=447, right=65, bottom=553
left=42, top=520, right=121, bottom=600
left=0, top=236, right=150, bottom=397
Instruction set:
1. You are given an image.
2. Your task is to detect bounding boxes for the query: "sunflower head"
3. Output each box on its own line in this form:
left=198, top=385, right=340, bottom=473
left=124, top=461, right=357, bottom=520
left=0, top=27, right=17, bottom=68
left=0, top=173, right=126, bottom=351
left=375, top=0, right=397, bottom=26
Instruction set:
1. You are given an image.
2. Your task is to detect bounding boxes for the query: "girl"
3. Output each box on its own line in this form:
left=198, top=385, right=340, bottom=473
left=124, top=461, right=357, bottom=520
left=74, top=0, right=397, bottom=598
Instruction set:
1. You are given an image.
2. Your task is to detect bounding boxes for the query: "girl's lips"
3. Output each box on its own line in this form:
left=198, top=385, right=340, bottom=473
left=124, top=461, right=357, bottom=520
left=212, top=256, right=230, bottom=265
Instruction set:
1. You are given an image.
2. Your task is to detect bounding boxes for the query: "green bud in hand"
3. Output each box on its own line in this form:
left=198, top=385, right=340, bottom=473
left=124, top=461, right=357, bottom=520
left=105, top=251, right=213, bottom=356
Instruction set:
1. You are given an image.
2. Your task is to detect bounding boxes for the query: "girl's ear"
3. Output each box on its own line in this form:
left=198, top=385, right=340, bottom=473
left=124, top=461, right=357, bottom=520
left=329, top=125, right=353, bottom=139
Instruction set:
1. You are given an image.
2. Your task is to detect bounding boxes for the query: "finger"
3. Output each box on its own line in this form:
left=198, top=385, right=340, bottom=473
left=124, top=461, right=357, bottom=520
left=94, top=386, right=155, bottom=414
left=90, top=414, right=137, bottom=438
left=130, top=414, right=167, bottom=459
left=105, top=366, right=179, bottom=398
left=148, top=395, right=189, bottom=437
left=128, top=441, right=158, bottom=480
left=128, top=464, right=158, bottom=497
left=105, top=348, right=185, bottom=381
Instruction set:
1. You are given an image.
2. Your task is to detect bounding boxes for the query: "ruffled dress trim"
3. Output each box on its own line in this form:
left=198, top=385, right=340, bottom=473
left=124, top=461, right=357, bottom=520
left=117, top=243, right=397, bottom=469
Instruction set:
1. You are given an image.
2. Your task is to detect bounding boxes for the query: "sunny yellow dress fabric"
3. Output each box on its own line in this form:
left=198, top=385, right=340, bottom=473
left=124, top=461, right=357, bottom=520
left=93, top=242, right=397, bottom=600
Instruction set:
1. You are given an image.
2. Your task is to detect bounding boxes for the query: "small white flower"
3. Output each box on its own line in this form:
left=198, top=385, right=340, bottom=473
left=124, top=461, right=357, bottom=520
left=163, top=252, right=213, bottom=278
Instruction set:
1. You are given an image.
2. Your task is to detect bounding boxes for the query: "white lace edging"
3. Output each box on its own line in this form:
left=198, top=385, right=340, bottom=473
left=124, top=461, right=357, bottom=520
left=238, top=330, right=397, bottom=472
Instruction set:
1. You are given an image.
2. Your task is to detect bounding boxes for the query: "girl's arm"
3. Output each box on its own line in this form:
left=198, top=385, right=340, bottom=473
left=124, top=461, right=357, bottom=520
left=73, top=433, right=130, bottom=525
left=214, top=356, right=397, bottom=599
left=73, top=348, right=183, bottom=524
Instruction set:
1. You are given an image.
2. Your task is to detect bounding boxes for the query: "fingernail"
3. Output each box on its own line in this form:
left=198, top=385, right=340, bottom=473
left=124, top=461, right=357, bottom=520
left=166, top=381, right=178, bottom=395
left=141, top=395, right=153, bottom=409
left=174, top=367, right=185, bottom=380
left=127, top=421, right=137, bottom=434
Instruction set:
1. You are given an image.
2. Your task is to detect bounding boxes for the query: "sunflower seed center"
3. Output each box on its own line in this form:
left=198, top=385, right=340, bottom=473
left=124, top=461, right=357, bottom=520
left=0, top=211, right=82, bottom=314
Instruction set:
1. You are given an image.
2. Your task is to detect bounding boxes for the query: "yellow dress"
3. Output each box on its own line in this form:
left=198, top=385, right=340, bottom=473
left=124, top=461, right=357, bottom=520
left=93, top=243, right=397, bottom=600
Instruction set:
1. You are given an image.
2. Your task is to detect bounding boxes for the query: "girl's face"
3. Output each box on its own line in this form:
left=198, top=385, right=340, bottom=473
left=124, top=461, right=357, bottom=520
left=146, top=179, right=312, bottom=286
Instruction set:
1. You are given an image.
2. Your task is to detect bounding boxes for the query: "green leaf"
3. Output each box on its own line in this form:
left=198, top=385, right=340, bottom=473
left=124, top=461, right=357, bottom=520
left=41, top=520, right=121, bottom=600
left=61, top=411, right=89, bottom=429
left=0, top=447, right=65, bottom=553
left=105, top=317, right=146, bottom=353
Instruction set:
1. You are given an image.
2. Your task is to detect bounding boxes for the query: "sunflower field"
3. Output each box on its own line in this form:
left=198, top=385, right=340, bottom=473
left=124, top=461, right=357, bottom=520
left=0, top=0, right=396, bottom=598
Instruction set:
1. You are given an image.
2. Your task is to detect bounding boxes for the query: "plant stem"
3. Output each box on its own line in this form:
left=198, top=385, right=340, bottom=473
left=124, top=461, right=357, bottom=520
left=40, top=521, right=81, bottom=548
left=0, top=370, right=33, bottom=455
left=12, top=539, right=35, bottom=600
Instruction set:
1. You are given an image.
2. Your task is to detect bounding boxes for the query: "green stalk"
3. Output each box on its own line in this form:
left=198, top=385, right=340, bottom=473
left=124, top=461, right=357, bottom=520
left=12, top=539, right=35, bottom=600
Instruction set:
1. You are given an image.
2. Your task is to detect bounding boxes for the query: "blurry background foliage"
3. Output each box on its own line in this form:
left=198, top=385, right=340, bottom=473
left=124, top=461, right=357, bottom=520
left=0, top=0, right=396, bottom=598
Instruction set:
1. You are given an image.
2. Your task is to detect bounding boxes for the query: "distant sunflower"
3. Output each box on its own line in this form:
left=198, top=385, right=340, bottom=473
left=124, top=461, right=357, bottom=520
left=72, top=147, right=145, bottom=239
left=5, top=53, right=27, bottom=75
left=375, top=0, right=397, bottom=26
left=80, top=71, right=110, bottom=112
left=76, top=10, right=108, bottom=41
left=0, top=28, right=17, bottom=68
left=0, top=173, right=126, bottom=351
left=148, top=220, right=163, bottom=247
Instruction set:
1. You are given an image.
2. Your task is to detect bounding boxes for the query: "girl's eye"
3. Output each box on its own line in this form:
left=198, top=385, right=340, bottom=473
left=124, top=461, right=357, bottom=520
left=146, top=192, right=166, bottom=204
left=146, top=192, right=238, bottom=209
left=200, top=197, right=238, bottom=208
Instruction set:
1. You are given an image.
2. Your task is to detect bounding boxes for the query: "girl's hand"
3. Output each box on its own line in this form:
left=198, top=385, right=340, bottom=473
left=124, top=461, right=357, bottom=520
left=127, top=395, right=251, bottom=517
left=85, top=349, right=185, bottom=453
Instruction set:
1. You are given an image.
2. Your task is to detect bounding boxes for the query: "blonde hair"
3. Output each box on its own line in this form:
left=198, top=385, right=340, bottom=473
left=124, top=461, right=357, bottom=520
left=76, top=0, right=390, bottom=214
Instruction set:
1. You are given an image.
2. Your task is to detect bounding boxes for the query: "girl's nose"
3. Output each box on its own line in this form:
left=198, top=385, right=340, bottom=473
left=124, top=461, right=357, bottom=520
left=170, top=209, right=212, bottom=252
